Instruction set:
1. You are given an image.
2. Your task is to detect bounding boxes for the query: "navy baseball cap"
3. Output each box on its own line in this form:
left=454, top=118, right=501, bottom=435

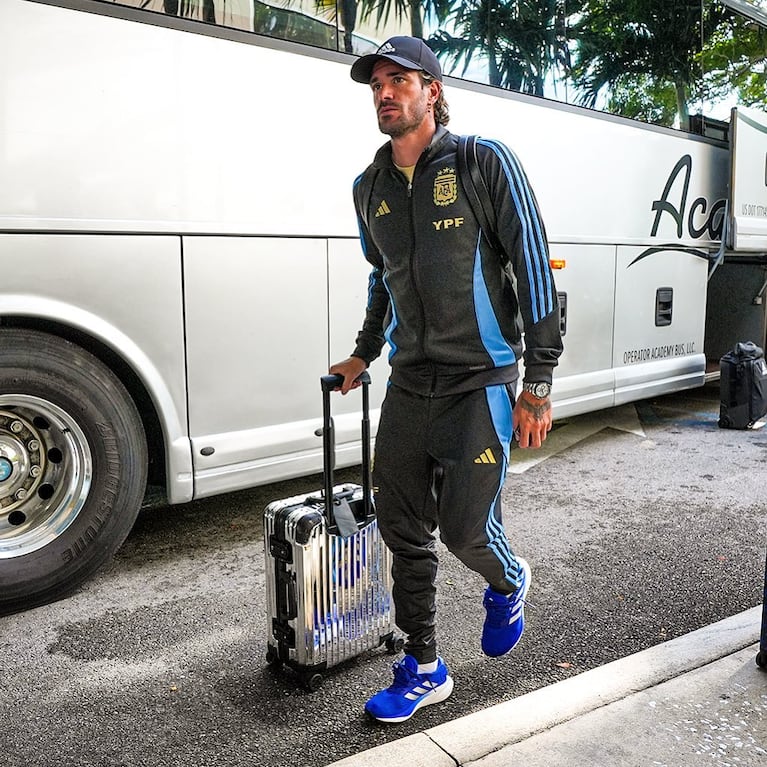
left=351, top=36, right=442, bottom=84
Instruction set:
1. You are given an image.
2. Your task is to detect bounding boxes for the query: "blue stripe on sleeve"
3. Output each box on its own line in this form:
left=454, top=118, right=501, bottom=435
left=382, top=272, right=398, bottom=362
left=365, top=269, right=376, bottom=309
left=478, top=139, right=554, bottom=322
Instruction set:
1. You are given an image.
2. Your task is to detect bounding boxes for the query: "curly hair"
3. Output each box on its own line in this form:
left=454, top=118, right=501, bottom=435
left=420, top=72, right=450, bottom=126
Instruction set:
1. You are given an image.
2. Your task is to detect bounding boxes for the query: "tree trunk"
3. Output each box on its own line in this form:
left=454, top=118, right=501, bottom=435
left=340, top=0, right=357, bottom=53
left=409, top=0, right=423, bottom=38
left=675, top=80, right=690, bottom=130
left=487, top=31, right=501, bottom=86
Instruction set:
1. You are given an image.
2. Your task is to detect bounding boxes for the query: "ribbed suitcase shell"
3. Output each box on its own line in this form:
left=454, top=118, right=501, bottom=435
left=264, top=486, right=395, bottom=685
left=263, top=374, right=399, bottom=690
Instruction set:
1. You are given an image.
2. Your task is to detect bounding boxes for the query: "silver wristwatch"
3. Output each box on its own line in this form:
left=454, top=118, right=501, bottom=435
left=522, top=381, right=551, bottom=399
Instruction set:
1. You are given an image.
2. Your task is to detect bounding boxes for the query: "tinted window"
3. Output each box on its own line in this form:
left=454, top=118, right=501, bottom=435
left=103, top=0, right=766, bottom=132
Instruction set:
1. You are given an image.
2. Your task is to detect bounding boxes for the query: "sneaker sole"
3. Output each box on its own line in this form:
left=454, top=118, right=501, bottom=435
left=516, top=558, right=531, bottom=606
left=366, top=675, right=455, bottom=724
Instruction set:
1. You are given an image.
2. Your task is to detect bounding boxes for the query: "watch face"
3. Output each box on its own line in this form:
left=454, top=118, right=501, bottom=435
left=529, top=382, right=551, bottom=398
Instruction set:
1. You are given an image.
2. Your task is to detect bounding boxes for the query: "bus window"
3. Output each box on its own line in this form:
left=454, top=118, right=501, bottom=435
left=103, top=0, right=374, bottom=53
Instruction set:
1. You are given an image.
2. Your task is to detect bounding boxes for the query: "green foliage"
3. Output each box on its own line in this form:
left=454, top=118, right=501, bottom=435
left=699, top=14, right=767, bottom=109
left=602, top=74, right=680, bottom=126
left=426, top=0, right=566, bottom=94
left=345, top=0, right=767, bottom=124
left=565, top=0, right=726, bottom=125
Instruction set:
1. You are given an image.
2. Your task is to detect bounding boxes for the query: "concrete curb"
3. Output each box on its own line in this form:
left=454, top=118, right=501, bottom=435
left=325, top=606, right=761, bottom=767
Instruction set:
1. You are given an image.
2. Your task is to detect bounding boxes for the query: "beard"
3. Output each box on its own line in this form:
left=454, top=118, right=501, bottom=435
left=377, top=99, right=429, bottom=138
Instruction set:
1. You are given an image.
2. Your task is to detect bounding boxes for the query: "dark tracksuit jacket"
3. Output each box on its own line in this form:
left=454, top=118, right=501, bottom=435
left=350, top=125, right=563, bottom=662
left=352, top=125, right=562, bottom=395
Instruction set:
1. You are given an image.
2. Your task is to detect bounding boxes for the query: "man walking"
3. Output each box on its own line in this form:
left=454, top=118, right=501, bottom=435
left=330, top=36, right=563, bottom=723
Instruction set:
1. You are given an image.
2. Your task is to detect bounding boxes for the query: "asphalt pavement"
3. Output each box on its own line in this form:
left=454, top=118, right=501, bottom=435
left=1, top=381, right=766, bottom=766
left=327, top=608, right=766, bottom=766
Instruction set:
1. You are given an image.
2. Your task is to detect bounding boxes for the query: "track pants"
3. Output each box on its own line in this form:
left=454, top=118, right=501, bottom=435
left=372, top=383, right=523, bottom=664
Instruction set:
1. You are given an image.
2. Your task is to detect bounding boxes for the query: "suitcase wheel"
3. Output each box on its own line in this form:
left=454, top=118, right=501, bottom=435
left=757, top=650, right=767, bottom=670
left=265, top=645, right=283, bottom=669
left=301, top=672, right=324, bottom=692
left=384, top=634, right=405, bottom=655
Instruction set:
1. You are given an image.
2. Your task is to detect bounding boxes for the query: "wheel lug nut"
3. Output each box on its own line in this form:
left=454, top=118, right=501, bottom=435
left=10, top=421, right=23, bottom=433
left=30, top=466, right=41, bottom=478
left=15, top=489, right=27, bottom=500
left=28, top=440, right=39, bottom=452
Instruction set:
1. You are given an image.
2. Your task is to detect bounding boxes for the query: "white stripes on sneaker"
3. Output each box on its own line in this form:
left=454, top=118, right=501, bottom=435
left=404, top=680, right=439, bottom=700
left=509, top=599, right=525, bottom=623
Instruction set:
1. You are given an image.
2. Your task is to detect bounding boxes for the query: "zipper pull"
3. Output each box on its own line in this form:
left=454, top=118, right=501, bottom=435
left=407, top=181, right=412, bottom=198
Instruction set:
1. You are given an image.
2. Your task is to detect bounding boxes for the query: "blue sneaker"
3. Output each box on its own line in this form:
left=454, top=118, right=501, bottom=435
left=364, top=655, right=454, bottom=723
left=481, top=557, right=531, bottom=657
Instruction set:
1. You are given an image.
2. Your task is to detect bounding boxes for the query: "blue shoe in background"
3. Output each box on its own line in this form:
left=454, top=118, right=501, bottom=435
left=481, top=557, right=531, bottom=657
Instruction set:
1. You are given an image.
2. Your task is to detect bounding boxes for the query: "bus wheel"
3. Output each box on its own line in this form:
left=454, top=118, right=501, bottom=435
left=0, top=328, right=147, bottom=614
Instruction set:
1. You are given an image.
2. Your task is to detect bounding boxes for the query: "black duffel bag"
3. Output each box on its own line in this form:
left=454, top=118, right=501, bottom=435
left=719, top=341, right=767, bottom=429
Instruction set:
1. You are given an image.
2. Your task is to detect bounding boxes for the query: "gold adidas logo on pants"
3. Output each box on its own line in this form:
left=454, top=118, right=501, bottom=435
left=474, top=448, right=497, bottom=464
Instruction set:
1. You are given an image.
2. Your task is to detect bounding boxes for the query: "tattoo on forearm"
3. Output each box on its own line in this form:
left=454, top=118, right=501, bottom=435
left=519, top=397, right=551, bottom=420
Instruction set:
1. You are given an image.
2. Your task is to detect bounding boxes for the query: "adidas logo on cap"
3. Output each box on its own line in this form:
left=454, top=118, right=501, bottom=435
left=350, top=35, right=443, bottom=83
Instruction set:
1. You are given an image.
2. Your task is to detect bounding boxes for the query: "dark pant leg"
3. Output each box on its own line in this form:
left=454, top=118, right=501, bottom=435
left=431, top=385, right=523, bottom=593
left=373, top=386, right=440, bottom=664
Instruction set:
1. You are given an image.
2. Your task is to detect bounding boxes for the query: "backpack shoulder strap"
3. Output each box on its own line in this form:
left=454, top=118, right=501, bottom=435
left=357, top=165, right=380, bottom=234
left=457, top=135, right=507, bottom=266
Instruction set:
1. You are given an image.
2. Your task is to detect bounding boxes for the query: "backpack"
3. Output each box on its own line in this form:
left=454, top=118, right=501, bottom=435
left=456, top=134, right=508, bottom=268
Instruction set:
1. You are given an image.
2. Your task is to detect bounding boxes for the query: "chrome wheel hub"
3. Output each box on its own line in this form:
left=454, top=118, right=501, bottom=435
left=0, top=396, right=92, bottom=559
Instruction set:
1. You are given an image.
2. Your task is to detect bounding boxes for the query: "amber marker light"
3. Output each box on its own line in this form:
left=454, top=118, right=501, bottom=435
left=549, top=258, right=566, bottom=270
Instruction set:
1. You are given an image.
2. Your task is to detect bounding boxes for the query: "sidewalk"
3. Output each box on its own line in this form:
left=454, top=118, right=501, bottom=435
left=326, top=607, right=767, bottom=767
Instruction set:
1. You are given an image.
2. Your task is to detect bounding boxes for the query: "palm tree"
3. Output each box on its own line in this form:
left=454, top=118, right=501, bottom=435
left=567, top=0, right=730, bottom=127
left=162, top=0, right=216, bottom=22
left=355, top=0, right=455, bottom=39
left=426, top=0, right=567, bottom=95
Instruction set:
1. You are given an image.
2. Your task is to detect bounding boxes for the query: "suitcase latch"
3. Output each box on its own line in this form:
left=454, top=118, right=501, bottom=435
left=269, top=536, right=293, bottom=563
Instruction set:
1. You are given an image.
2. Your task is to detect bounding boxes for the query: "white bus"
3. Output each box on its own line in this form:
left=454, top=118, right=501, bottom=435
left=1, top=0, right=766, bottom=611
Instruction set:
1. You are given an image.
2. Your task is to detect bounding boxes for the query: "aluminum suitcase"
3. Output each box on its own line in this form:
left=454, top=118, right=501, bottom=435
left=263, top=373, right=400, bottom=690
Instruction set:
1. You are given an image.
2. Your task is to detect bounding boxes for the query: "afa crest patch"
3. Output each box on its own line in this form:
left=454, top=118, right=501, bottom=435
left=434, top=167, right=458, bottom=207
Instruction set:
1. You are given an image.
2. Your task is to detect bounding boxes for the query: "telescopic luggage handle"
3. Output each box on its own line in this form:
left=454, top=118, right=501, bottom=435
left=319, top=373, right=372, bottom=533
left=319, top=371, right=371, bottom=392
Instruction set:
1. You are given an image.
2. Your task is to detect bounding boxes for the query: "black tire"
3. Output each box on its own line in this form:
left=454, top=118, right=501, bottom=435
left=757, top=649, right=767, bottom=670
left=385, top=635, right=405, bottom=655
left=0, top=329, right=147, bottom=613
left=266, top=645, right=283, bottom=668
left=302, top=672, right=324, bottom=692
